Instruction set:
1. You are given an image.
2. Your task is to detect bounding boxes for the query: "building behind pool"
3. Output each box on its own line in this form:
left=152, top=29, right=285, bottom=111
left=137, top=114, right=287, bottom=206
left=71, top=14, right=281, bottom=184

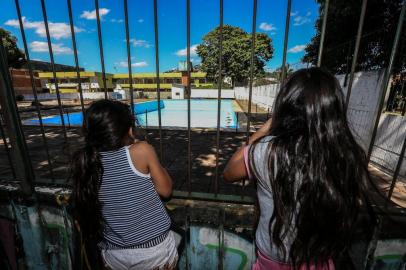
left=36, top=71, right=212, bottom=94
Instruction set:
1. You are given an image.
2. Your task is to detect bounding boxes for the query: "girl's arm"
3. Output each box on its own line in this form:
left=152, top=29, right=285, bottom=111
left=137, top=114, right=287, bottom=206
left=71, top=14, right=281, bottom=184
left=223, top=118, right=272, bottom=182
left=130, top=142, right=173, bottom=198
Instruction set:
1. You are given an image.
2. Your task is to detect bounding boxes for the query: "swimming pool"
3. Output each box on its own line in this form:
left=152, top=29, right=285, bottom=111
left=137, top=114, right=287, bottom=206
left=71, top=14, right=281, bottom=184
left=24, top=99, right=239, bottom=129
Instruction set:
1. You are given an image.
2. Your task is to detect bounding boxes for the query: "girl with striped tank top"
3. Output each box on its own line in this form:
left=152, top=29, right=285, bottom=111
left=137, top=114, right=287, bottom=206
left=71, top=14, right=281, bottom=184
left=71, top=100, right=177, bottom=270
left=224, top=68, right=373, bottom=269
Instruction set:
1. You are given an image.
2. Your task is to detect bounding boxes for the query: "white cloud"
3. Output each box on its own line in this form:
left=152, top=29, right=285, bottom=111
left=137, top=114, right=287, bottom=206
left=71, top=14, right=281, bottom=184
left=117, top=61, right=148, bottom=68
left=288, top=44, right=306, bottom=53
left=138, top=19, right=144, bottom=23
left=175, top=44, right=198, bottom=57
left=110, top=18, right=123, bottom=23
left=29, top=41, right=73, bottom=54
left=291, top=11, right=312, bottom=26
left=133, top=61, right=148, bottom=67
left=5, top=17, right=83, bottom=39
left=290, top=11, right=299, bottom=16
left=128, top=38, right=152, bottom=48
left=259, top=22, right=276, bottom=32
left=80, top=8, right=110, bottom=20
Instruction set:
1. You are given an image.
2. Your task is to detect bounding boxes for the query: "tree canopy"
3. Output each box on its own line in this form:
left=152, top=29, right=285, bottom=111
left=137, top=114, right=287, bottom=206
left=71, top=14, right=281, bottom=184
left=303, top=0, right=405, bottom=74
left=0, top=28, right=26, bottom=68
left=196, top=25, right=273, bottom=85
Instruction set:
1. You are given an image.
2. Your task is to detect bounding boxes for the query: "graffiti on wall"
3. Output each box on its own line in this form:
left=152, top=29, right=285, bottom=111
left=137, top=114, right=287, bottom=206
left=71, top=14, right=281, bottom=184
left=371, top=239, right=406, bottom=270
left=178, top=226, right=255, bottom=270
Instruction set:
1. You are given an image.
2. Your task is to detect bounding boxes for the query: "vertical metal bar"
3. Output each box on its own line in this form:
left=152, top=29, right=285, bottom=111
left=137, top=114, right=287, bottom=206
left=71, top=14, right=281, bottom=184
left=94, top=0, right=108, bottom=99
left=186, top=0, right=192, bottom=194
left=235, top=112, right=239, bottom=133
left=124, top=0, right=135, bottom=127
left=214, top=0, right=224, bottom=196
left=153, top=0, right=163, bottom=160
left=40, top=0, right=68, bottom=142
left=0, top=115, right=16, bottom=179
left=185, top=207, right=190, bottom=270
left=244, top=0, right=258, bottom=197
left=343, top=41, right=353, bottom=87
left=145, top=109, right=148, bottom=128
left=67, top=0, right=86, bottom=123
left=217, top=208, right=225, bottom=270
left=246, top=0, right=258, bottom=141
left=280, top=0, right=291, bottom=83
left=387, top=136, right=406, bottom=200
left=345, top=0, right=368, bottom=109
left=317, top=0, right=330, bottom=67
left=15, top=0, right=55, bottom=180
left=367, top=2, right=406, bottom=160
left=0, top=41, right=35, bottom=196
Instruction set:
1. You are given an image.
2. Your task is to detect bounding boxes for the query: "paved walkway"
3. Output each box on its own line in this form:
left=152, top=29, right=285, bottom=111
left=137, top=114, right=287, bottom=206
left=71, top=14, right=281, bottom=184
left=0, top=102, right=404, bottom=209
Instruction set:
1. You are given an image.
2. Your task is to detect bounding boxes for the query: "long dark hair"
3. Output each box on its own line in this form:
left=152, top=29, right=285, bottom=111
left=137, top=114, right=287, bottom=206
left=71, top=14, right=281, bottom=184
left=71, top=100, right=134, bottom=243
left=249, top=68, right=371, bottom=268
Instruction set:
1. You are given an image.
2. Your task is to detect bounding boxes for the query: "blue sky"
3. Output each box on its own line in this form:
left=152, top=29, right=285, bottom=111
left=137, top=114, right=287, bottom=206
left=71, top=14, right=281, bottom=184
left=1, top=0, right=319, bottom=73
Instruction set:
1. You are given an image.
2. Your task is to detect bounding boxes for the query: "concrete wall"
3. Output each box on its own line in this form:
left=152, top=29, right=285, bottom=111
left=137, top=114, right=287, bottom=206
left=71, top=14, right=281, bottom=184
left=191, top=89, right=234, bottom=99
left=234, top=84, right=280, bottom=111
left=337, top=70, right=406, bottom=179
left=235, top=71, right=406, bottom=179
left=0, top=186, right=405, bottom=270
left=171, top=86, right=235, bottom=99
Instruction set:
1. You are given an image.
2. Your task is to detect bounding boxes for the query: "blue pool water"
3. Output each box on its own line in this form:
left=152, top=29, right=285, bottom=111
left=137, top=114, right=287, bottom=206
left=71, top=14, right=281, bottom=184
left=24, top=99, right=239, bottom=129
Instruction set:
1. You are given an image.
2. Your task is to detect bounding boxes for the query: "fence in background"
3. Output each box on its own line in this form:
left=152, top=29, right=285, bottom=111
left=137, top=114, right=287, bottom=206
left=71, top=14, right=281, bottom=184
left=0, top=0, right=406, bottom=202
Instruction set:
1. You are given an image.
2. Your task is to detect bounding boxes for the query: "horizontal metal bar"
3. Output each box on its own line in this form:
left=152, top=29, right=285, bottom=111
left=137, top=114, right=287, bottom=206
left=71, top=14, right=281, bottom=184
left=172, top=190, right=255, bottom=204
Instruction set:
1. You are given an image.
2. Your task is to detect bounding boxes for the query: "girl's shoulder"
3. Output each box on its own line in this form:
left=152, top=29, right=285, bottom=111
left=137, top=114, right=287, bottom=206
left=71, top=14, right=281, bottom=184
left=129, top=140, right=154, bottom=154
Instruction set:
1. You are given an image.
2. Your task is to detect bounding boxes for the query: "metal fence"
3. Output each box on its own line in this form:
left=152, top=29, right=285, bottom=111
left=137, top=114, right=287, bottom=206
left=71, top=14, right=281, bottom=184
left=0, top=0, right=405, bottom=205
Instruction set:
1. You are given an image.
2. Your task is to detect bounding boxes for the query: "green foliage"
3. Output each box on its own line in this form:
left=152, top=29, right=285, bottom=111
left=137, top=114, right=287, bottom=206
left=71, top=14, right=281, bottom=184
left=303, top=0, right=405, bottom=74
left=0, top=28, right=26, bottom=68
left=196, top=25, right=274, bottom=86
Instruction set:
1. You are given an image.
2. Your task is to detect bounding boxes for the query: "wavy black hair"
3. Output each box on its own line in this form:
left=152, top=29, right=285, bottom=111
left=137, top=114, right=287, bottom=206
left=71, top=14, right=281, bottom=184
left=71, top=100, right=134, bottom=244
left=249, top=67, right=372, bottom=268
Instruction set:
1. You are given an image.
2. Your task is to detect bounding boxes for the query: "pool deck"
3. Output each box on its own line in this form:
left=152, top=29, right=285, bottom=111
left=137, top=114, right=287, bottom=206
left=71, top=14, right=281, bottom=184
left=1, top=100, right=404, bottom=209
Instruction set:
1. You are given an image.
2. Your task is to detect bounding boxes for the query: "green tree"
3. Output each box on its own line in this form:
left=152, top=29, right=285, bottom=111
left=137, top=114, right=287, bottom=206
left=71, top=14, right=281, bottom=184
left=0, top=28, right=26, bottom=68
left=303, top=0, right=405, bottom=74
left=196, top=25, right=273, bottom=86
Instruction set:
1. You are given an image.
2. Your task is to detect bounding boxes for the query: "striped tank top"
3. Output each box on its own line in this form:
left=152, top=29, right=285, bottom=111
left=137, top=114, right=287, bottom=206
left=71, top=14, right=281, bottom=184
left=98, top=145, right=171, bottom=249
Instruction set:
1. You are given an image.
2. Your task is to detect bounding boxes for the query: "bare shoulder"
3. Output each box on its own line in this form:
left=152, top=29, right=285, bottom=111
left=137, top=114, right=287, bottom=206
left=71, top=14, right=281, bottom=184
left=129, top=140, right=155, bottom=156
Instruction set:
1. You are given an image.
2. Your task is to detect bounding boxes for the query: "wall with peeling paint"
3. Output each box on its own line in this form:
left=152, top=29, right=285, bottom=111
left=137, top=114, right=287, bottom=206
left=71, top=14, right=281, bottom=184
left=0, top=188, right=405, bottom=269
